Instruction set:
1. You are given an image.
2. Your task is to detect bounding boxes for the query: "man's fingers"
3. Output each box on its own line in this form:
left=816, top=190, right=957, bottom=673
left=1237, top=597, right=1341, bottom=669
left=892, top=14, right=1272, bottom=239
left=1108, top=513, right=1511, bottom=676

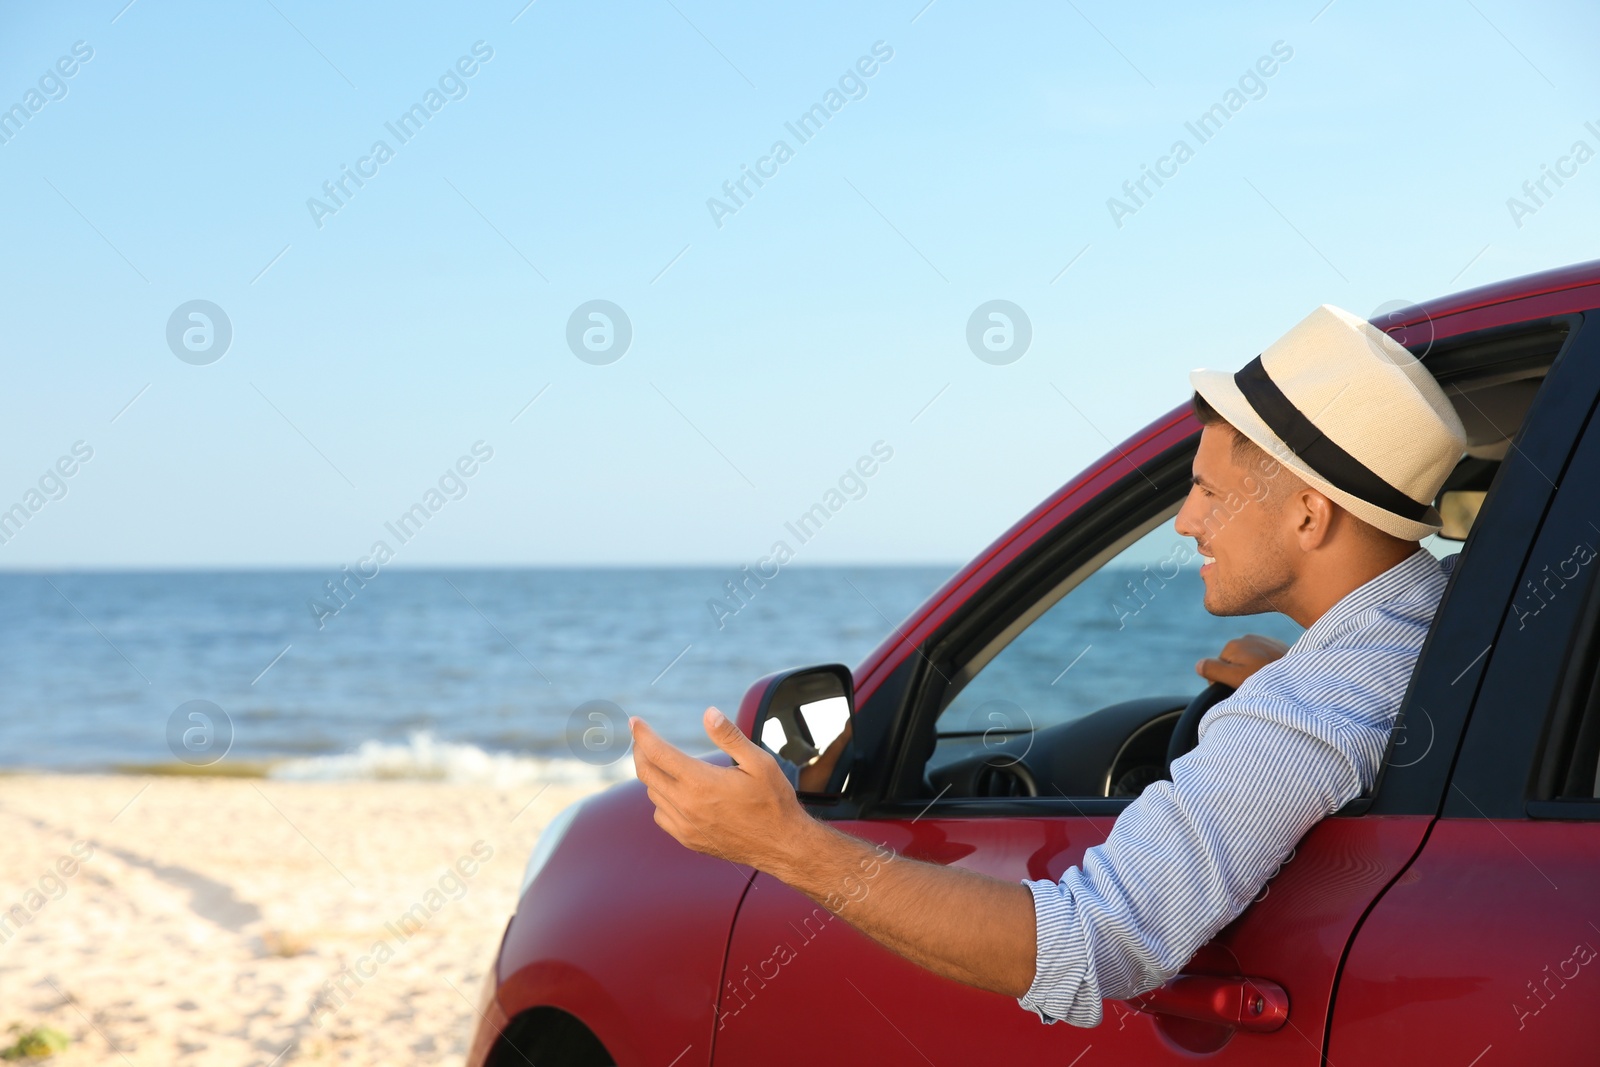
left=629, top=716, right=701, bottom=781
left=1195, top=657, right=1247, bottom=687
left=630, top=735, right=675, bottom=790
left=651, top=805, right=685, bottom=842
left=1196, top=633, right=1292, bottom=689
left=702, top=706, right=762, bottom=764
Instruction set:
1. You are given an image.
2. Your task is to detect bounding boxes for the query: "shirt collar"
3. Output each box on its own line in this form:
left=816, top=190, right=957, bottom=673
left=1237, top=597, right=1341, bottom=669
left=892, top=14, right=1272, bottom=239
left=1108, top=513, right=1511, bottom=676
left=1298, top=545, right=1442, bottom=650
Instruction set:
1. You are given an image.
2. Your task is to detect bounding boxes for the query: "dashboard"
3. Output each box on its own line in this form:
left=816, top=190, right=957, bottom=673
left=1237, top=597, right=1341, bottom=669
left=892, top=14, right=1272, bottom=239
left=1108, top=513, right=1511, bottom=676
left=926, top=695, right=1193, bottom=799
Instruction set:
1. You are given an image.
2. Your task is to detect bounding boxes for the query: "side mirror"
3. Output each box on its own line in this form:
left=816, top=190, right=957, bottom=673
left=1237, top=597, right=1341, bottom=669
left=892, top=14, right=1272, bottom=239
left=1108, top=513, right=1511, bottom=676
left=735, top=664, right=855, bottom=796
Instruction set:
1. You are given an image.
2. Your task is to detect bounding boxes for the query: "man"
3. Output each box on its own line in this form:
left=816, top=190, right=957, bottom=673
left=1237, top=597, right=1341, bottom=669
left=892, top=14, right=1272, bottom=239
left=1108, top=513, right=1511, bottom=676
left=630, top=304, right=1468, bottom=1025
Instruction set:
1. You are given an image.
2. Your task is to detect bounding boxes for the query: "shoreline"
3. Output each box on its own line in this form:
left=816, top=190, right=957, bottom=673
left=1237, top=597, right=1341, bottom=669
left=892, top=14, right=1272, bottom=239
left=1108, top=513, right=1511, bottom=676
left=0, top=732, right=642, bottom=787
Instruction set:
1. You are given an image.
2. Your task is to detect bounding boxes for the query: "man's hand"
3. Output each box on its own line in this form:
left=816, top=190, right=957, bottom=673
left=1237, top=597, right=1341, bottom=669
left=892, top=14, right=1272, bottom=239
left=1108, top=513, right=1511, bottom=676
left=630, top=707, right=816, bottom=871
left=630, top=707, right=1039, bottom=999
left=1195, top=634, right=1290, bottom=688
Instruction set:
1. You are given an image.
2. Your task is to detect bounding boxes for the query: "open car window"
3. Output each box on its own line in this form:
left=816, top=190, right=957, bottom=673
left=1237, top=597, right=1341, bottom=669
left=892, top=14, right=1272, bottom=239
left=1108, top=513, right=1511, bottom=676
left=926, top=502, right=1303, bottom=798
left=882, top=318, right=1563, bottom=812
left=936, top=507, right=1304, bottom=732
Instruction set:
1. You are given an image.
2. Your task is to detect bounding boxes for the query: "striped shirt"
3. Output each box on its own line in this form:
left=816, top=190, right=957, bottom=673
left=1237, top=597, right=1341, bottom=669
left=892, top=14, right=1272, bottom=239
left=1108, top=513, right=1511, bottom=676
left=1019, top=546, right=1458, bottom=1027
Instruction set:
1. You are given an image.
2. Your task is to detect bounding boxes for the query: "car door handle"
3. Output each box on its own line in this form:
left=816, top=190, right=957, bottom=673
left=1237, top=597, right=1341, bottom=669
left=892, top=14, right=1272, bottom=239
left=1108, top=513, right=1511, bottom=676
left=1130, top=973, right=1289, bottom=1033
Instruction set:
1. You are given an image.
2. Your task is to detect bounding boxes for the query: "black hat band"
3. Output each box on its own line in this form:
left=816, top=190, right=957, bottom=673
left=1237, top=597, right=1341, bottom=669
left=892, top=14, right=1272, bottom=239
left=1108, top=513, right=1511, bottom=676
left=1233, top=355, right=1436, bottom=524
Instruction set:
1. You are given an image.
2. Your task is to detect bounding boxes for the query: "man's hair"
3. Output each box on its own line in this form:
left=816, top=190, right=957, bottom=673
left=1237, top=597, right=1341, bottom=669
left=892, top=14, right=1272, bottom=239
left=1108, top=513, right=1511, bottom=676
left=1191, top=391, right=1265, bottom=467
left=1190, top=390, right=1309, bottom=509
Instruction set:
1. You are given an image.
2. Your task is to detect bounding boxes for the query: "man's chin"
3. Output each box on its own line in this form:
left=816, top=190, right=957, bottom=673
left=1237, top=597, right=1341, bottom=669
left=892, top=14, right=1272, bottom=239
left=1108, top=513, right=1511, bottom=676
left=1204, top=596, right=1273, bottom=619
left=1201, top=587, right=1246, bottom=617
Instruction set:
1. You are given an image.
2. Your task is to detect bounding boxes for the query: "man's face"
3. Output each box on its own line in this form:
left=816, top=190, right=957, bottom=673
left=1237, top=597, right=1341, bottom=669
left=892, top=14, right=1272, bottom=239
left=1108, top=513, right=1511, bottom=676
left=1174, top=425, right=1296, bottom=617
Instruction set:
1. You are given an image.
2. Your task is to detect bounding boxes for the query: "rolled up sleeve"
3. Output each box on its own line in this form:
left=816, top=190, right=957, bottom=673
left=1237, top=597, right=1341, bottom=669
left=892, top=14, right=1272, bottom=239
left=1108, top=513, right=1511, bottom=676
left=1019, top=873, right=1103, bottom=1026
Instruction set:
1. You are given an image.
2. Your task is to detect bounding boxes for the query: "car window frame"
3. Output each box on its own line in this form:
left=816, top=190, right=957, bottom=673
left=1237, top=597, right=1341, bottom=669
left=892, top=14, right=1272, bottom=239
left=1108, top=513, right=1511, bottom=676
left=852, top=314, right=1593, bottom=824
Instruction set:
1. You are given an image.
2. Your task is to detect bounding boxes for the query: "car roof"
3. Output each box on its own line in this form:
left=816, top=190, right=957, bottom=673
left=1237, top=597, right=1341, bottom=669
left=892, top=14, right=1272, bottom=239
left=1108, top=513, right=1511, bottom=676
left=1395, top=258, right=1600, bottom=328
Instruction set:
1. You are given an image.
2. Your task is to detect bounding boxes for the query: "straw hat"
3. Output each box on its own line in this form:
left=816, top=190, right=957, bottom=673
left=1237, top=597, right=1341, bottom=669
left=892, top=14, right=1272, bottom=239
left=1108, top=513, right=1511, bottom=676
left=1189, top=304, right=1467, bottom=541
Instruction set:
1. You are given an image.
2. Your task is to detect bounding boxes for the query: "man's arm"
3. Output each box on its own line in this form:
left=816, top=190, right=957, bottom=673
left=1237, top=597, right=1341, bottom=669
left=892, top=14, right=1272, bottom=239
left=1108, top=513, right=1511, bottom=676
left=631, top=709, right=1038, bottom=997
left=776, top=818, right=1038, bottom=994
left=631, top=634, right=1387, bottom=1026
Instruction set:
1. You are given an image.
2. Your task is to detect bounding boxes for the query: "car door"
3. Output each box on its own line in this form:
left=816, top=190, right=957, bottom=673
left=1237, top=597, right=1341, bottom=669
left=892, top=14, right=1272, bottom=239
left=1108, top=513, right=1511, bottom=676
left=705, top=444, right=1479, bottom=1058
left=1327, top=317, right=1600, bottom=1062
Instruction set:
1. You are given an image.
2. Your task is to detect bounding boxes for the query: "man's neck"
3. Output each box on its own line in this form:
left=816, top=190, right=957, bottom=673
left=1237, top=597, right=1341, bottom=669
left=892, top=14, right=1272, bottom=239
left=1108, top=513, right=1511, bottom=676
left=1287, top=542, right=1423, bottom=628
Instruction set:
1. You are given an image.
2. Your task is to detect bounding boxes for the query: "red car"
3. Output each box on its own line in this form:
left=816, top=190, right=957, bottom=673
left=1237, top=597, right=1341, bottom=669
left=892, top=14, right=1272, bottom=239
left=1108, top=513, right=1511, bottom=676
left=468, top=260, right=1600, bottom=1065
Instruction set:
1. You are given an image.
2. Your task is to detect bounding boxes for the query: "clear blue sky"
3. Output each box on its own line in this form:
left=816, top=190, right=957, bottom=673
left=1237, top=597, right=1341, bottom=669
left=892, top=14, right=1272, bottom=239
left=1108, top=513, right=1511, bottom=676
left=2, top=0, right=1595, bottom=568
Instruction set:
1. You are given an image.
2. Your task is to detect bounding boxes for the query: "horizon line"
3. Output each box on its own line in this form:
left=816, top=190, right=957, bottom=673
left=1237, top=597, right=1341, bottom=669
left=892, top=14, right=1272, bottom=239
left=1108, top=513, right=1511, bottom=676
left=0, top=560, right=970, bottom=574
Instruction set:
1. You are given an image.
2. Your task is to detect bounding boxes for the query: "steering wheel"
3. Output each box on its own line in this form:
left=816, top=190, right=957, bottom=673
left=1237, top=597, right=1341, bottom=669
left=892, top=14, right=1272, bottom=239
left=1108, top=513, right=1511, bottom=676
left=975, top=756, right=1039, bottom=797
left=1164, top=682, right=1235, bottom=779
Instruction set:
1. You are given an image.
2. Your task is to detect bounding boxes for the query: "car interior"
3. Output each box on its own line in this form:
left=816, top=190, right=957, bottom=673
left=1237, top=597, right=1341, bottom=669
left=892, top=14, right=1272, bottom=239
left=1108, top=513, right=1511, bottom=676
left=903, top=316, right=1572, bottom=806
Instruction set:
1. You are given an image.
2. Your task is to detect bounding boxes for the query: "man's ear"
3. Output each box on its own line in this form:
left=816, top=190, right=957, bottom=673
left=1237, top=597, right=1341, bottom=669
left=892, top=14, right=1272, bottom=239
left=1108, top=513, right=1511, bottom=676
left=1293, top=487, right=1336, bottom=550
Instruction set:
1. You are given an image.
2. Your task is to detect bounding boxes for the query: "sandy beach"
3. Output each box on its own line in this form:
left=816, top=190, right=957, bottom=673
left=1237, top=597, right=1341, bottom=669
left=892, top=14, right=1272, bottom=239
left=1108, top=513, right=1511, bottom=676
left=0, top=774, right=611, bottom=1066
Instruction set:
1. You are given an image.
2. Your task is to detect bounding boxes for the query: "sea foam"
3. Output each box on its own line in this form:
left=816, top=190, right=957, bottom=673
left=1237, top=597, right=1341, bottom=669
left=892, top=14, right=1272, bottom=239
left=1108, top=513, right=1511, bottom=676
left=267, top=732, right=636, bottom=787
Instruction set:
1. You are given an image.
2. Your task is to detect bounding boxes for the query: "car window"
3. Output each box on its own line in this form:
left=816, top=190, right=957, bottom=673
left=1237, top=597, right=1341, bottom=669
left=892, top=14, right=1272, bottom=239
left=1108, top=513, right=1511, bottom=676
left=933, top=510, right=1303, bottom=753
